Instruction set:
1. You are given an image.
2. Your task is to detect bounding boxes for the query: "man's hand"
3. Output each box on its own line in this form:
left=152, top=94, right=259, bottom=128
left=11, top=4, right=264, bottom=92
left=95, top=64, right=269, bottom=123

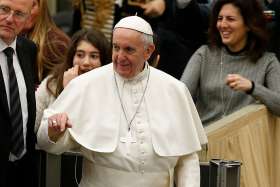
left=48, top=113, right=72, bottom=142
left=140, top=0, right=166, bottom=18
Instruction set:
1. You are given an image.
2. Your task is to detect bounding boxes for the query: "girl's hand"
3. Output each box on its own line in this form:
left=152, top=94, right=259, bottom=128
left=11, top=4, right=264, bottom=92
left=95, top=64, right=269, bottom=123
left=63, top=65, right=79, bottom=88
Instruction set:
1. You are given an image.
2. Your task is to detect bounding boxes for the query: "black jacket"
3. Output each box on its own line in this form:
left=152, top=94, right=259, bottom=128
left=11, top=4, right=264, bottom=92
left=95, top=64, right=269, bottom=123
left=0, top=36, right=38, bottom=187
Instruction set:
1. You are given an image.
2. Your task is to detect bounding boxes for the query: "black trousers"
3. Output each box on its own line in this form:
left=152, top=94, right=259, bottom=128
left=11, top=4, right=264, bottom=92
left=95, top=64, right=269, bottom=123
left=0, top=153, right=38, bottom=187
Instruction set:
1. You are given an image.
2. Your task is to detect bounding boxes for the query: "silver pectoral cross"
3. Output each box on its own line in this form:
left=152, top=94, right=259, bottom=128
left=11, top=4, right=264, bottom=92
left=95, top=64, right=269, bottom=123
left=120, top=131, right=137, bottom=156
left=120, top=131, right=137, bottom=144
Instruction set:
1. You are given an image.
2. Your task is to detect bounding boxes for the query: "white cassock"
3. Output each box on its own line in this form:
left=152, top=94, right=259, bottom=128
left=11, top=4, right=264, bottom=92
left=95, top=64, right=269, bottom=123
left=37, top=63, right=207, bottom=187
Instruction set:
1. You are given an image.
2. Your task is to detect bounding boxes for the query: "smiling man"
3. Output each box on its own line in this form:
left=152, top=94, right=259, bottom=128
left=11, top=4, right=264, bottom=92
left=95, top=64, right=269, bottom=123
left=37, top=16, right=207, bottom=187
left=0, top=0, right=38, bottom=187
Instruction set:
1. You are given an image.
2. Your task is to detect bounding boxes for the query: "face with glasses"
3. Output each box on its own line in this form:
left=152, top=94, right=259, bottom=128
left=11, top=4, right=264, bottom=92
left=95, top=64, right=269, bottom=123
left=0, top=0, right=32, bottom=45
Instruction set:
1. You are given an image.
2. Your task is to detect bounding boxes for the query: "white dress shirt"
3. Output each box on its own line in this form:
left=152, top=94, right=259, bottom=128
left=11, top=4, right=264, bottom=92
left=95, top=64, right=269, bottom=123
left=0, top=38, right=28, bottom=161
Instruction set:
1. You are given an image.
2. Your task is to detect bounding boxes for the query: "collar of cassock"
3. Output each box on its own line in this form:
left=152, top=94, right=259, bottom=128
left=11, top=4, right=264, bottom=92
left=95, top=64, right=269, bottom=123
left=115, top=61, right=149, bottom=83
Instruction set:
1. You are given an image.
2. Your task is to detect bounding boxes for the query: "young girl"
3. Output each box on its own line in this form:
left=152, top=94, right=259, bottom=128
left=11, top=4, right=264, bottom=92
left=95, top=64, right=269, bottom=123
left=35, top=28, right=111, bottom=132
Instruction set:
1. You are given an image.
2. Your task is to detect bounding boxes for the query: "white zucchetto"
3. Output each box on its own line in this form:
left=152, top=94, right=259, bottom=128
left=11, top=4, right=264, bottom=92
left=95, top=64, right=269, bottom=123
left=114, top=16, right=153, bottom=36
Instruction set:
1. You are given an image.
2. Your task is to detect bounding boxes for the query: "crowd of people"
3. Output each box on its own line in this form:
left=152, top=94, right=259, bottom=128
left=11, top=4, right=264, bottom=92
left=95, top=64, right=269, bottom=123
left=0, top=0, right=279, bottom=187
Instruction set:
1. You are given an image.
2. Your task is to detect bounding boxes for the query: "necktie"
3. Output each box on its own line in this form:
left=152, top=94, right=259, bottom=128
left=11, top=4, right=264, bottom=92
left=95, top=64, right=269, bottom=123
left=3, top=47, right=24, bottom=157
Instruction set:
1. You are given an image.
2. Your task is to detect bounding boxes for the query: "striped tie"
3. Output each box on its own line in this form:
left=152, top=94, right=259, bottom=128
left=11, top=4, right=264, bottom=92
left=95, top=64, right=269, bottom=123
left=3, top=47, right=24, bottom=157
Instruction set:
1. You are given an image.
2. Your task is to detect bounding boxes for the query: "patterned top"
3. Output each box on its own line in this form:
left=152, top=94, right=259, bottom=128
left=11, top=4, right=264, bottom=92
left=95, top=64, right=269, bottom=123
left=81, top=0, right=115, bottom=41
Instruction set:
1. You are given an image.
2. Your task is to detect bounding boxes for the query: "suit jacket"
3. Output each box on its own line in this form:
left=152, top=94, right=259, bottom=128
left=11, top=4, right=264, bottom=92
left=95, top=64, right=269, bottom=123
left=0, top=36, right=37, bottom=186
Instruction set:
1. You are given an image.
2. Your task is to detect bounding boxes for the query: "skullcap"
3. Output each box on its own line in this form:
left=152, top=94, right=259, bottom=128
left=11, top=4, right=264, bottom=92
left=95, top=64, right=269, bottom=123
left=114, top=16, right=153, bottom=36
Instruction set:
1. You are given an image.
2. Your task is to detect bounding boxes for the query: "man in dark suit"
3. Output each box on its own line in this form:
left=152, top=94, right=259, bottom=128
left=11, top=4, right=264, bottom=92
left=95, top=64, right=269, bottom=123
left=0, top=0, right=38, bottom=186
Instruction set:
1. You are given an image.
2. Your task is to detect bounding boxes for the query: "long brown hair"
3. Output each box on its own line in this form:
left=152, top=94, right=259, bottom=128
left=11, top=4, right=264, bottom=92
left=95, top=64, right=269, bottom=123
left=47, top=28, right=112, bottom=97
left=208, top=0, right=268, bottom=61
left=27, top=0, right=70, bottom=82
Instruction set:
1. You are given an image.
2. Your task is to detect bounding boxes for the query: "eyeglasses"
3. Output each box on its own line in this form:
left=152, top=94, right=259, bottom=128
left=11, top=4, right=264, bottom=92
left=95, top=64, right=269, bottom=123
left=0, top=5, right=28, bottom=22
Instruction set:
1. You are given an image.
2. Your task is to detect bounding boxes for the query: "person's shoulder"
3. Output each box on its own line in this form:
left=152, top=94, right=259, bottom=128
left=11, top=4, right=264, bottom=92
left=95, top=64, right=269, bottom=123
left=262, top=51, right=278, bottom=59
left=41, top=75, right=56, bottom=87
left=196, top=44, right=215, bottom=54
left=150, top=66, right=185, bottom=86
left=36, top=75, right=56, bottom=96
left=88, top=63, right=113, bottom=77
left=151, top=66, right=176, bottom=79
left=17, top=36, right=36, bottom=48
left=190, top=45, right=218, bottom=64
left=150, top=67, right=188, bottom=96
left=203, top=45, right=223, bottom=59
left=16, top=36, right=37, bottom=58
left=258, top=52, right=279, bottom=64
left=65, top=63, right=113, bottom=93
left=72, top=63, right=113, bottom=83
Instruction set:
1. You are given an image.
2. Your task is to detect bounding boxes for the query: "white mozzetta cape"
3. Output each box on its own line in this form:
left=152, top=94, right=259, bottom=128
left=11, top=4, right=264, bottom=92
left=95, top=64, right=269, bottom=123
left=41, top=63, right=207, bottom=156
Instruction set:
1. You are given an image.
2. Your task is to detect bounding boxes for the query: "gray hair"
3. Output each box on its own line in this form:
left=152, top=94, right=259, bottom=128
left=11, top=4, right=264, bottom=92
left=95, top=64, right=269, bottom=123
left=141, top=33, right=154, bottom=50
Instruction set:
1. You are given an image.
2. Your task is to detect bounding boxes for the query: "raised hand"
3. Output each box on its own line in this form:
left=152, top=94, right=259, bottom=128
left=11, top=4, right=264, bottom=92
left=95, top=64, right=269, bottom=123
left=48, top=113, right=72, bottom=142
left=63, top=65, right=79, bottom=88
left=140, top=0, right=166, bottom=18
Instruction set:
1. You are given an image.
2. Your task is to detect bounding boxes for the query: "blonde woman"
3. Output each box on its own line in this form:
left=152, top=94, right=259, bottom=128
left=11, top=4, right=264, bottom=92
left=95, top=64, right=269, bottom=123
left=22, top=0, right=70, bottom=84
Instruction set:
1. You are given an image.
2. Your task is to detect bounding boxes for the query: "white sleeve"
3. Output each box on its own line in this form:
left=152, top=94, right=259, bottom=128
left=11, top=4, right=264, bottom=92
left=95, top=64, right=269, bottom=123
left=36, top=109, right=79, bottom=155
left=35, top=77, right=53, bottom=133
left=176, top=0, right=192, bottom=9
left=175, top=153, right=200, bottom=187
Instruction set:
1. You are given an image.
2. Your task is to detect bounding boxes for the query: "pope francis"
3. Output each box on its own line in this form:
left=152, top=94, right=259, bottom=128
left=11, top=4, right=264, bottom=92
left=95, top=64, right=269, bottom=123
left=37, top=16, right=207, bottom=187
